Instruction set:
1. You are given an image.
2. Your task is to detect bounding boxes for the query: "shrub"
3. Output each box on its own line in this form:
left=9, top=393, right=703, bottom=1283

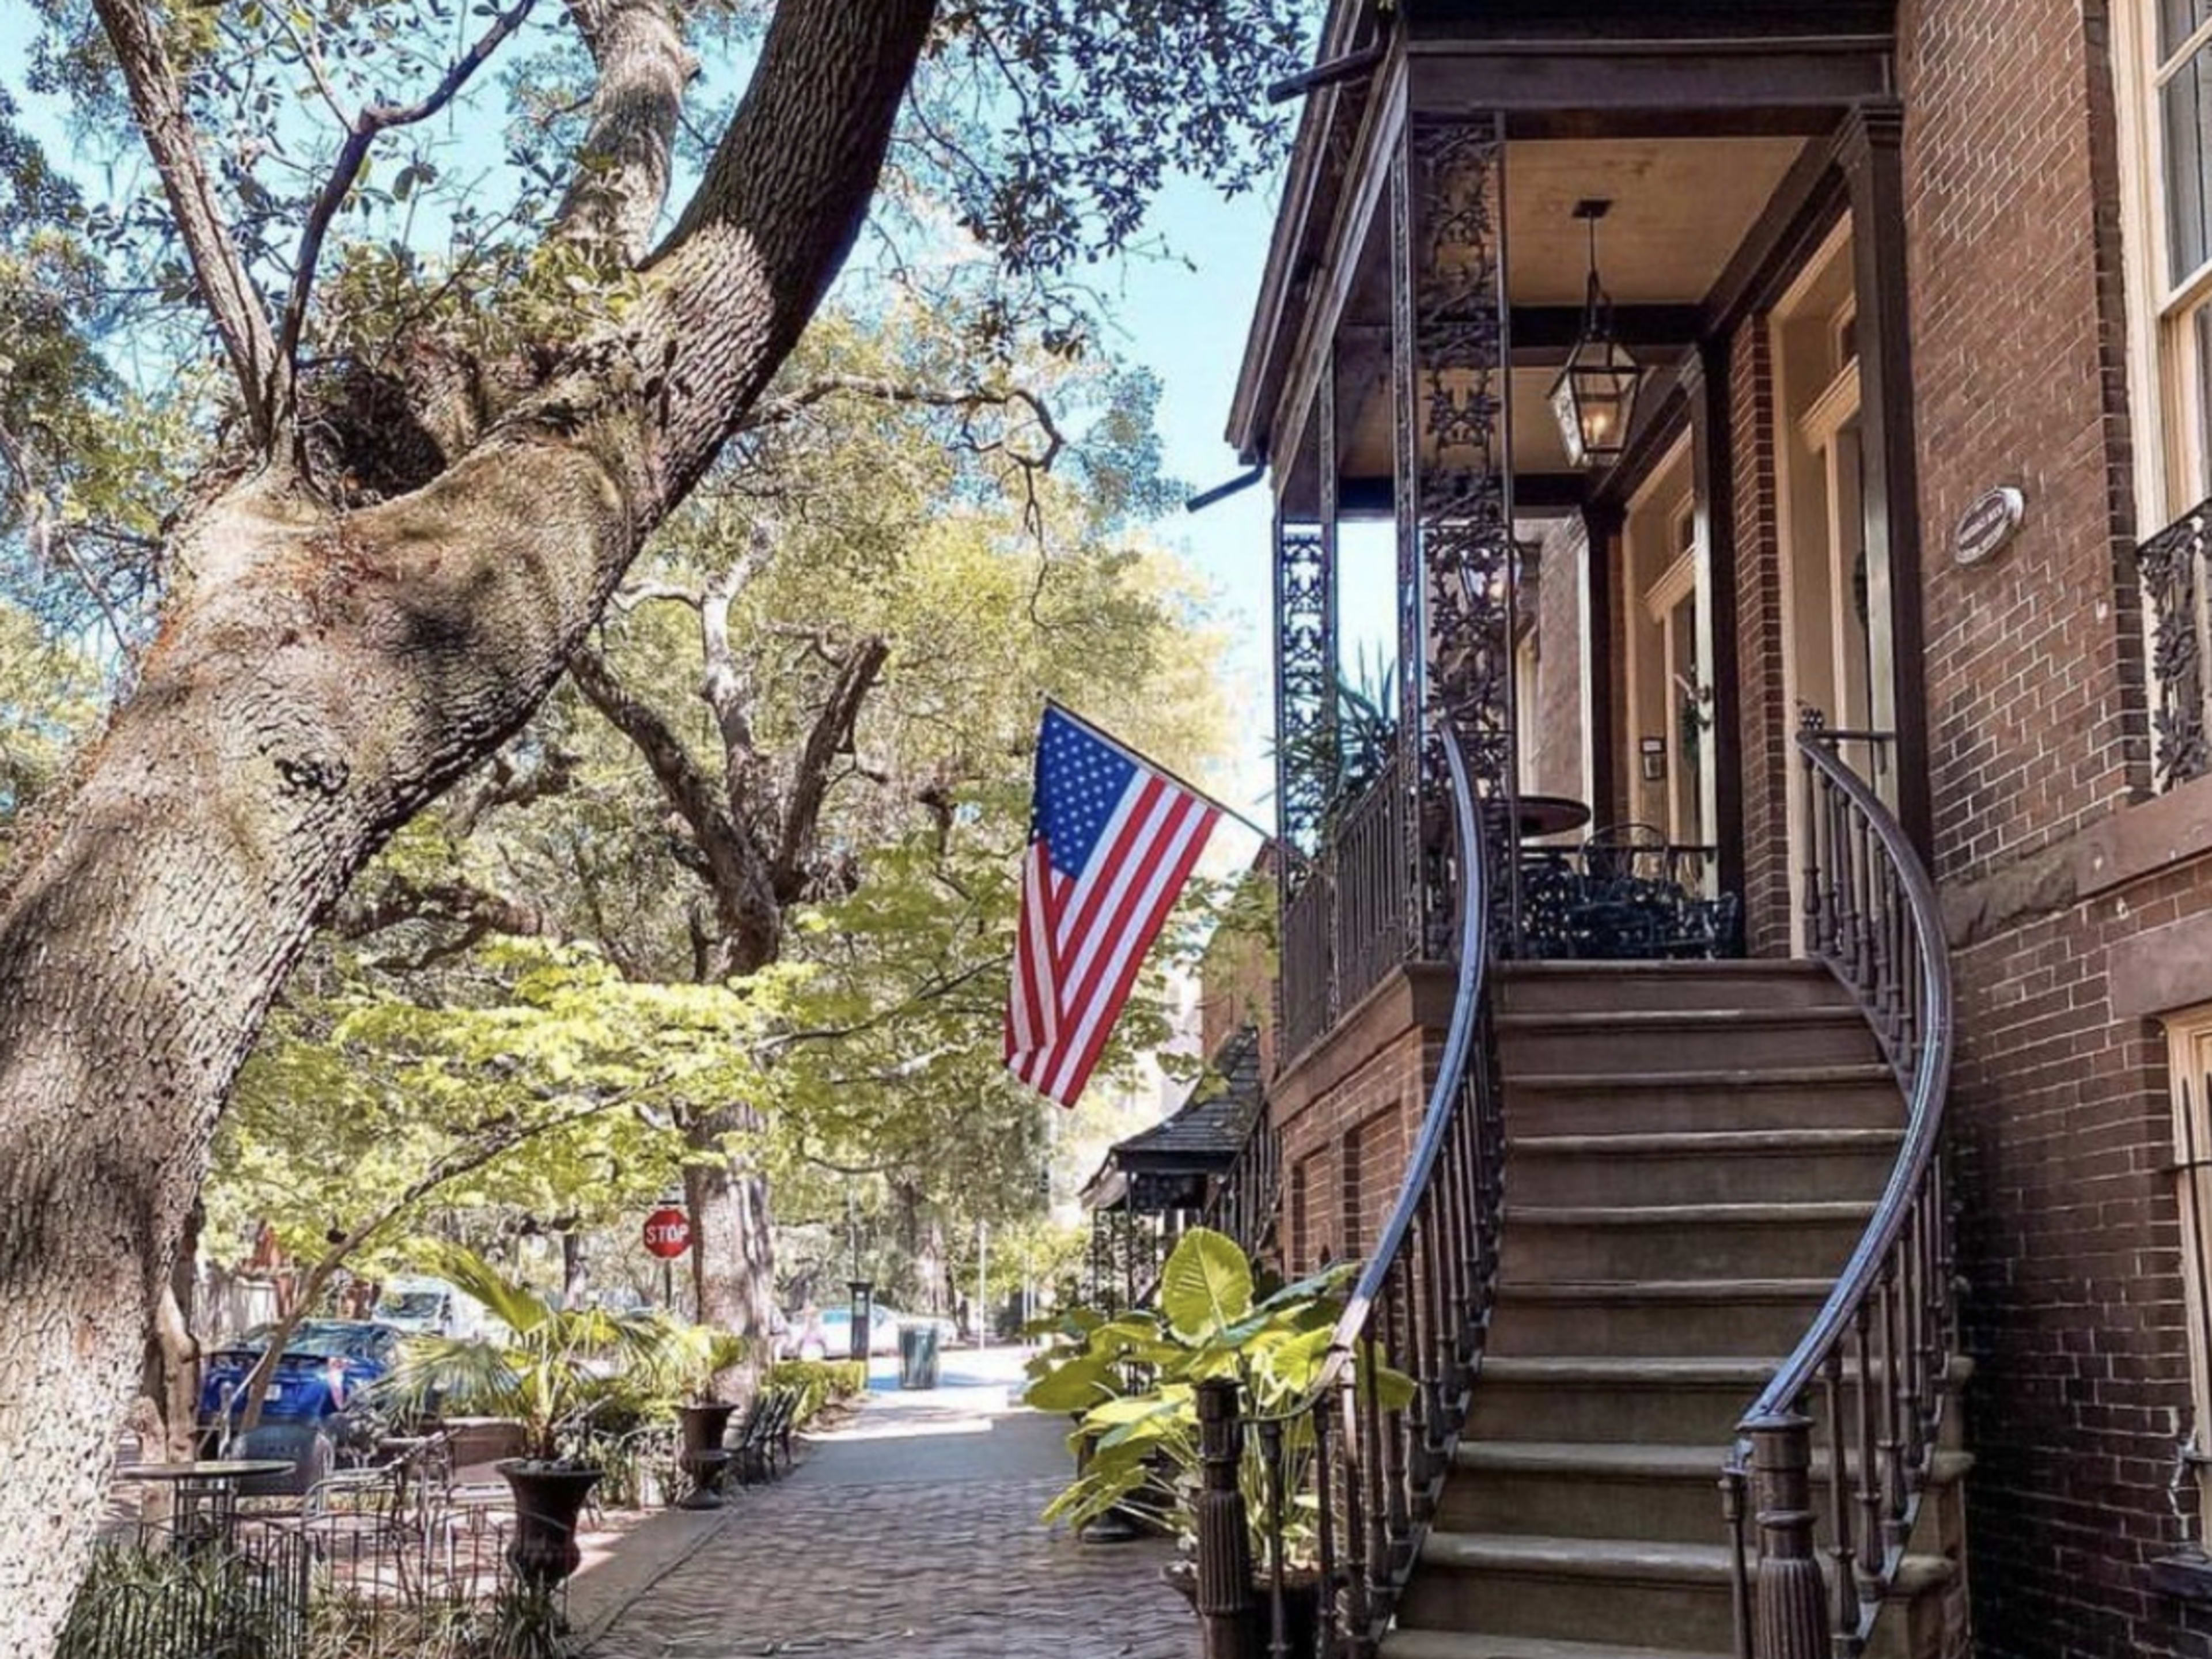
left=767, top=1358, right=867, bottom=1425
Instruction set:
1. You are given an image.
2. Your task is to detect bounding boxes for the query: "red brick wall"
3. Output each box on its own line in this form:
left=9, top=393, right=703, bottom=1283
left=1268, top=972, right=1444, bottom=1275
left=1893, top=1, right=2206, bottom=1652
left=1902, top=0, right=2145, bottom=883
left=1729, top=323, right=1794, bottom=956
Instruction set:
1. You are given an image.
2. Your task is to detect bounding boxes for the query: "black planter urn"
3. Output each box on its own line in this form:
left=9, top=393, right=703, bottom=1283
left=497, top=1461, right=603, bottom=1588
left=677, top=1402, right=738, bottom=1510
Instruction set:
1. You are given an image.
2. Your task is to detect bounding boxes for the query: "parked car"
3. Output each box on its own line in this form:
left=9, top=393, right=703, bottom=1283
left=796, top=1304, right=900, bottom=1358
left=196, top=1319, right=402, bottom=1492
left=372, top=1274, right=503, bottom=1339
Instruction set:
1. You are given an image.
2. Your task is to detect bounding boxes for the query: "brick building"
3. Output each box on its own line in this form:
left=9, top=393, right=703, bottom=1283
left=1214, top=3, right=2212, bottom=1656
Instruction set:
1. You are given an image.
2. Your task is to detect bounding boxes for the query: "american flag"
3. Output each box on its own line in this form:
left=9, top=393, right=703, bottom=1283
left=1005, top=706, right=1221, bottom=1108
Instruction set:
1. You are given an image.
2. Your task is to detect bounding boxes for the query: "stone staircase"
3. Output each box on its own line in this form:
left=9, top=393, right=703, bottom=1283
left=1381, top=961, right=1968, bottom=1659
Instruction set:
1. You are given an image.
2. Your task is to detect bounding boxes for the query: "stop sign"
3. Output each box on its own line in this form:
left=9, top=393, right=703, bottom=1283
left=641, top=1206, right=692, bottom=1259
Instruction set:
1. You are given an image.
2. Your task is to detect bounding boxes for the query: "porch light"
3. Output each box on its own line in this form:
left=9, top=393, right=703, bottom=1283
left=1549, top=200, right=1642, bottom=469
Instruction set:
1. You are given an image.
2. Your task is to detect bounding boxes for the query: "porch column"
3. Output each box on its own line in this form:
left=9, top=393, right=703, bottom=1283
left=1273, top=350, right=1340, bottom=869
left=1274, top=353, right=1340, bottom=1050
left=1684, top=341, right=1748, bottom=920
left=1836, top=100, right=1934, bottom=859
left=1389, top=109, right=1518, bottom=956
left=1578, top=498, right=1624, bottom=829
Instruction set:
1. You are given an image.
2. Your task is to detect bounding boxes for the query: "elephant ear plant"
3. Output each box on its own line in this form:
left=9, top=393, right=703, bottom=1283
left=1026, top=1228, right=1411, bottom=1571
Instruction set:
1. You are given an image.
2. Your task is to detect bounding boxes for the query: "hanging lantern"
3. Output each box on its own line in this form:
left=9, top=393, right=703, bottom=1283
left=1549, top=200, right=1642, bottom=469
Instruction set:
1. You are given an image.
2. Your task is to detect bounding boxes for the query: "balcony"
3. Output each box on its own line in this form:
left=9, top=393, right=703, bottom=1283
left=1281, top=743, right=1743, bottom=1065
left=2140, top=495, right=2212, bottom=792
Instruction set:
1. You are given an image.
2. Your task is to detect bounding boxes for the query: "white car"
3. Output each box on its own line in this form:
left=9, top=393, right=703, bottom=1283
left=372, top=1275, right=504, bottom=1340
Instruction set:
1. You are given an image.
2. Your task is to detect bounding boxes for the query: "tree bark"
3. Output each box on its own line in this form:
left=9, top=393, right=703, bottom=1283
left=0, top=4, right=937, bottom=1650
left=684, top=1103, right=775, bottom=1393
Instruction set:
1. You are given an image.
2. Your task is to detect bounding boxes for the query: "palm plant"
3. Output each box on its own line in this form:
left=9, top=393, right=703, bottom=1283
left=381, top=1249, right=689, bottom=1467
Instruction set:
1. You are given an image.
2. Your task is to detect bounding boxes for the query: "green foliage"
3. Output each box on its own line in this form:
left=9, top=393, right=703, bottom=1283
left=380, top=1249, right=695, bottom=1464
left=765, top=1359, right=868, bottom=1426
left=1025, top=1229, right=1406, bottom=1568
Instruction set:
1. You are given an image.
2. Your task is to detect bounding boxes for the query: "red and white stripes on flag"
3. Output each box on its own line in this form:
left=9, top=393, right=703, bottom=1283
left=1005, top=706, right=1221, bottom=1108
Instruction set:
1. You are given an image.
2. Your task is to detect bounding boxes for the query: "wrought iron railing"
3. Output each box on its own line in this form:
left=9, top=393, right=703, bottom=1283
left=1280, top=747, right=1413, bottom=1062
left=2139, top=494, right=2212, bottom=791
left=1722, top=724, right=1958, bottom=1659
left=1197, top=726, right=1504, bottom=1658
left=1202, top=1094, right=1283, bottom=1268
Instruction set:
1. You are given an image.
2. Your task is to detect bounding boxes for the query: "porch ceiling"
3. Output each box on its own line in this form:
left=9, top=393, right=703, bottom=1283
left=1322, top=135, right=1807, bottom=499
left=1506, top=137, right=1808, bottom=306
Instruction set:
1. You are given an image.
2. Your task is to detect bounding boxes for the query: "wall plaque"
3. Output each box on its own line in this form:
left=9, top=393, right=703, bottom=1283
left=1954, top=486, right=2027, bottom=568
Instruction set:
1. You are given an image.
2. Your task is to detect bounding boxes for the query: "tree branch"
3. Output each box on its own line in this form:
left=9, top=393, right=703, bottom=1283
left=772, top=635, right=889, bottom=899
left=88, top=0, right=283, bottom=446
left=555, top=0, right=697, bottom=263
left=278, top=0, right=541, bottom=393
left=234, top=1075, right=669, bottom=1430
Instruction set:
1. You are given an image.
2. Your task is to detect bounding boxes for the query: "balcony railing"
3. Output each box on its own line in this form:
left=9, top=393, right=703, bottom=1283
left=2139, top=494, right=2212, bottom=791
left=1280, top=747, right=1412, bottom=1060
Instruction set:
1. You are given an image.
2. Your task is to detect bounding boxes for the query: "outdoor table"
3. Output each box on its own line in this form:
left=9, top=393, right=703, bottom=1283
left=114, top=1459, right=296, bottom=1546
left=1513, top=794, right=1592, bottom=839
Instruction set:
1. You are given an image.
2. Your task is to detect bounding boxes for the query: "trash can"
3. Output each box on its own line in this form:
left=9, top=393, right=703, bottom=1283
left=897, top=1322, right=941, bottom=1391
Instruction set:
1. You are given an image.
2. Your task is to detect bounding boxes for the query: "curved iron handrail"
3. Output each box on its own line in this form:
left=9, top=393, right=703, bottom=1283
left=1282, top=723, right=1503, bottom=1653
left=1725, top=728, right=1958, bottom=1659
left=1325, top=729, right=1493, bottom=1359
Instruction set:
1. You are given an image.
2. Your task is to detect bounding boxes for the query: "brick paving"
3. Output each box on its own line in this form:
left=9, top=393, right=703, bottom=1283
left=579, top=1347, right=1191, bottom=1659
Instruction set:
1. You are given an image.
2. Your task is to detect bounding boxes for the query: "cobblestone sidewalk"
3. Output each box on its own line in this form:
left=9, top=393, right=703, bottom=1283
left=579, top=1350, right=1191, bottom=1659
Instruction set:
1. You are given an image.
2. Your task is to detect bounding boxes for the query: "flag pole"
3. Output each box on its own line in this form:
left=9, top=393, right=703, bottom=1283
left=1042, top=698, right=1282, bottom=850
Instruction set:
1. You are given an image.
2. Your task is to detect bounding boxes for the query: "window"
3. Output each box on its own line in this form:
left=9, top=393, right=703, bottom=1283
left=2168, top=1006, right=2212, bottom=1537
left=2118, top=2, right=2212, bottom=519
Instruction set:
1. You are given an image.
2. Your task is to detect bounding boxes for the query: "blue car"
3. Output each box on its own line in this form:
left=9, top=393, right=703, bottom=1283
left=198, top=1320, right=402, bottom=1491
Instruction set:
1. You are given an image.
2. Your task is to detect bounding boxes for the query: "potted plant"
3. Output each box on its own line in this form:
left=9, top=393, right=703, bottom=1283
left=668, top=1329, right=750, bottom=1510
left=1025, top=1228, right=1410, bottom=1659
left=384, top=1250, right=685, bottom=1589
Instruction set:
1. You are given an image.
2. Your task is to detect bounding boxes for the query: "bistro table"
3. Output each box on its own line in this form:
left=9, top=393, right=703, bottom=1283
left=1513, top=794, right=1593, bottom=839
left=113, top=1459, right=296, bottom=1546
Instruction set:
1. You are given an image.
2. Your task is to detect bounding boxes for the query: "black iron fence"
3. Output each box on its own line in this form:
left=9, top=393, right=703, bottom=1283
left=75, top=1440, right=556, bottom=1659
left=2138, top=493, right=2212, bottom=791
left=1280, top=747, right=1412, bottom=1062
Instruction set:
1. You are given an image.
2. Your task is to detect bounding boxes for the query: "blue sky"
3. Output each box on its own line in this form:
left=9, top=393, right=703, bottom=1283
left=1086, top=176, right=1281, bottom=829
left=3, top=3, right=1334, bottom=834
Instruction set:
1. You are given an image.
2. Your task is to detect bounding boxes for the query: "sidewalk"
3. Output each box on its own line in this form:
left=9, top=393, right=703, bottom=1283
left=573, top=1346, right=1191, bottom=1658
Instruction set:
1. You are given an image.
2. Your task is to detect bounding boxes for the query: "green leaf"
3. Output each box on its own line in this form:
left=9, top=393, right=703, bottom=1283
left=1158, top=1226, right=1252, bottom=1341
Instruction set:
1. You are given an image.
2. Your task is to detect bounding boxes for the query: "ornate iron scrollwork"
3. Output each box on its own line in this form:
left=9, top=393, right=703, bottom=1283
left=1274, top=519, right=1335, bottom=867
left=2139, top=500, right=2211, bottom=792
left=1393, top=112, right=1520, bottom=956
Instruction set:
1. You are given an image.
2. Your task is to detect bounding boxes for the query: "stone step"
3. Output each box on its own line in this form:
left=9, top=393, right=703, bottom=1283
left=1498, top=960, right=1847, bottom=1015
left=1467, top=1356, right=1773, bottom=1446
left=1383, top=1633, right=1730, bottom=1659
left=1504, top=1065, right=1903, bottom=1136
left=1506, top=1127, right=1902, bottom=1208
left=1489, top=1278, right=1836, bottom=1359
left=1440, top=1440, right=1734, bottom=1543
left=1438, top=1438, right=1976, bottom=1546
left=1501, top=1200, right=1874, bottom=1282
left=1498, top=1006, right=1881, bottom=1073
left=1398, top=1532, right=1738, bottom=1651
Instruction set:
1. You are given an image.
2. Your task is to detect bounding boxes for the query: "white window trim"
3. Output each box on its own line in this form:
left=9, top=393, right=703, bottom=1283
left=2166, top=1003, right=2212, bottom=1538
left=2113, top=1, right=2212, bottom=527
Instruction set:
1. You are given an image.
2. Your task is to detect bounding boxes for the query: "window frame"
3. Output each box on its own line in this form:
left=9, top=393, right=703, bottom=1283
left=2166, top=1003, right=2212, bottom=1539
left=2116, top=2, right=2212, bottom=525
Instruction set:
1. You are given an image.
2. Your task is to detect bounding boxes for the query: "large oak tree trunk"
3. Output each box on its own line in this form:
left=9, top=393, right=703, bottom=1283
left=685, top=1103, right=776, bottom=1394
left=0, top=5, right=935, bottom=1649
